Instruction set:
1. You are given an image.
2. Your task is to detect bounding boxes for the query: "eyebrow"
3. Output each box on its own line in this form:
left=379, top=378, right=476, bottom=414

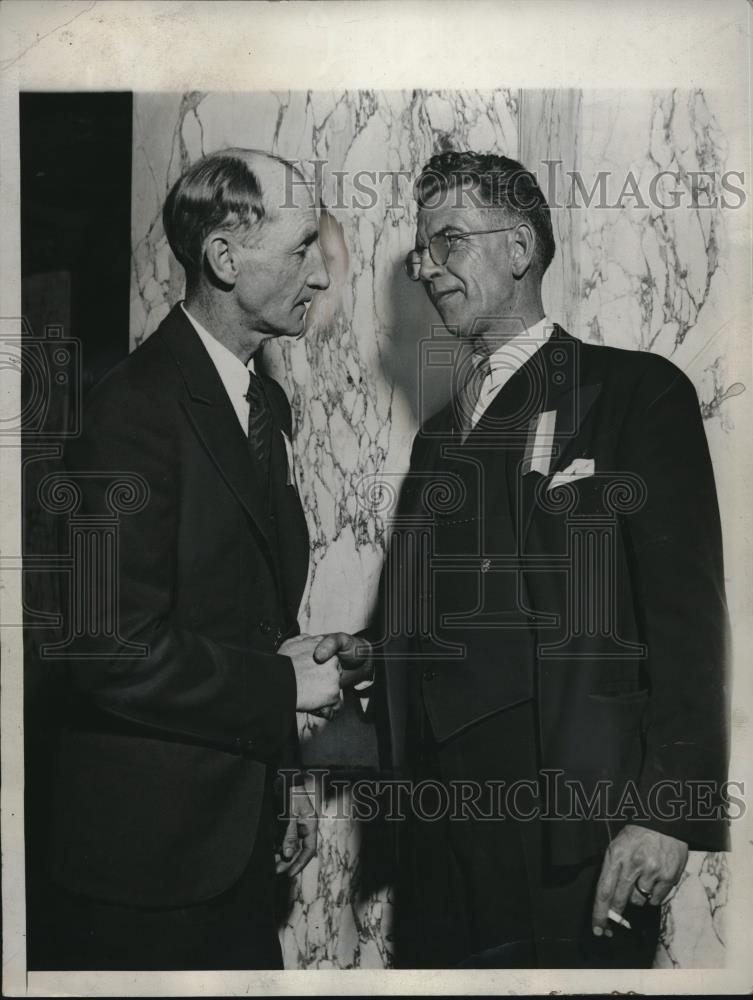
left=292, top=227, right=320, bottom=249
left=435, top=223, right=464, bottom=237
left=416, top=223, right=463, bottom=248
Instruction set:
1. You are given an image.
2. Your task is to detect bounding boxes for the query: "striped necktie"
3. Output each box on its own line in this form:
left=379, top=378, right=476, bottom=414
left=245, top=370, right=273, bottom=471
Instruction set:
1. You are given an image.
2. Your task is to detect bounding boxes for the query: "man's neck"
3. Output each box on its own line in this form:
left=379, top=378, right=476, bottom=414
left=184, top=290, right=265, bottom=365
left=472, top=307, right=547, bottom=356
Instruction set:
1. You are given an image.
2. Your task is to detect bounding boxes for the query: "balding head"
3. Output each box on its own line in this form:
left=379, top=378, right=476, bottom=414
left=163, top=148, right=310, bottom=290
left=240, top=149, right=316, bottom=224
left=164, top=147, right=328, bottom=354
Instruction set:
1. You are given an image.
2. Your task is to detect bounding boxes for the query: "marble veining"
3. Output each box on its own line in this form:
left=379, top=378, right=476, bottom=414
left=575, top=89, right=744, bottom=424
left=655, top=851, right=728, bottom=968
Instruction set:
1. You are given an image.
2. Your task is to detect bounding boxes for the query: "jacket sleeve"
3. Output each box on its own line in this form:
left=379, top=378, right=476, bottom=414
left=62, top=378, right=297, bottom=759
left=618, top=358, right=730, bottom=850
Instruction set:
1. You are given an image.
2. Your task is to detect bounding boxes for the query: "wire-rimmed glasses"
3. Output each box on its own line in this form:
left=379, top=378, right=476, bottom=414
left=404, top=226, right=517, bottom=281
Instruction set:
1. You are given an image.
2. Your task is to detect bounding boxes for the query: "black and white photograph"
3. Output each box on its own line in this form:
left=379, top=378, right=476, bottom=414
left=1, top=1, right=752, bottom=994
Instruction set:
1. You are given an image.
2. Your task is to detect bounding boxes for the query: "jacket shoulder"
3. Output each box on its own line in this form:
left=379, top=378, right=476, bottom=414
left=570, top=334, right=698, bottom=405
left=83, top=331, right=179, bottom=420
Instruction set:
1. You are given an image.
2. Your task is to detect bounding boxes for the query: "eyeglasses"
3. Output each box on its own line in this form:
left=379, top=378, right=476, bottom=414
left=404, top=226, right=517, bottom=281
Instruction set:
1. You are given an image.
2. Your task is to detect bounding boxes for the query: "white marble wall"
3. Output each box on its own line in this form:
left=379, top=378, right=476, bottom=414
left=131, top=89, right=745, bottom=969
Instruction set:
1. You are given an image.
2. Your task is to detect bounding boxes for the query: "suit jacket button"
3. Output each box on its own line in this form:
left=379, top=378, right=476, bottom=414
left=528, top=615, right=537, bottom=624
left=423, top=669, right=436, bottom=681
left=245, top=739, right=254, bottom=752
left=259, top=619, right=272, bottom=634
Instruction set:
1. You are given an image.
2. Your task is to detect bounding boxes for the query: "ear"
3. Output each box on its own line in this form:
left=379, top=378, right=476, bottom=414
left=509, top=222, right=536, bottom=279
left=204, top=232, right=240, bottom=287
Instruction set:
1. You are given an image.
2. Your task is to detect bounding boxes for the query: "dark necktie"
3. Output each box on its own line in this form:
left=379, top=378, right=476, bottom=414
left=457, top=352, right=492, bottom=443
left=245, top=370, right=273, bottom=471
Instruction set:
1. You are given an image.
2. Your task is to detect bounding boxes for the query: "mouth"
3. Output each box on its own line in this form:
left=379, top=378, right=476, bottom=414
left=433, top=289, right=460, bottom=301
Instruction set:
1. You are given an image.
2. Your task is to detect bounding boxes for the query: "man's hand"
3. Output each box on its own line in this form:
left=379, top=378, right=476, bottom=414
left=279, top=634, right=341, bottom=716
left=275, top=785, right=318, bottom=878
left=592, top=824, right=688, bottom=937
left=313, top=632, right=373, bottom=689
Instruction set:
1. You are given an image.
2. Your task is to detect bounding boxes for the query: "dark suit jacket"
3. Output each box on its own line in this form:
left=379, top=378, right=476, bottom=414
left=370, top=325, right=730, bottom=865
left=47, top=305, right=309, bottom=907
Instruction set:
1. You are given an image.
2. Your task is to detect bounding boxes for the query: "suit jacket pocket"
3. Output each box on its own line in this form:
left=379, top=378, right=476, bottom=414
left=48, top=727, right=266, bottom=907
left=556, top=689, right=649, bottom=782
left=587, top=689, right=650, bottom=706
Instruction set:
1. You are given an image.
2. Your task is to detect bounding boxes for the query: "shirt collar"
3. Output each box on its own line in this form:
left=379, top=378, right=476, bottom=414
left=181, top=302, right=256, bottom=379
left=474, top=316, right=554, bottom=389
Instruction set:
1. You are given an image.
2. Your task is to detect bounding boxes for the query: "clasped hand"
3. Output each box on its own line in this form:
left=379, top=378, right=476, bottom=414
left=278, top=632, right=372, bottom=720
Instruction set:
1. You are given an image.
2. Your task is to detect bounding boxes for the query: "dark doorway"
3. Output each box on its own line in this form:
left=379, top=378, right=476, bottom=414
left=21, top=91, right=133, bottom=388
left=20, top=91, right=133, bottom=967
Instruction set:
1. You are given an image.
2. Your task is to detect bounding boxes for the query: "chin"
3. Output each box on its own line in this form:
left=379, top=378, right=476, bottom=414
left=436, top=305, right=470, bottom=339
left=275, top=317, right=306, bottom=339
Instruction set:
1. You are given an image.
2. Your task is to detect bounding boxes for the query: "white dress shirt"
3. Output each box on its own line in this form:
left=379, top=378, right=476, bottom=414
left=181, top=302, right=255, bottom=435
left=469, top=316, right=554, bottom=430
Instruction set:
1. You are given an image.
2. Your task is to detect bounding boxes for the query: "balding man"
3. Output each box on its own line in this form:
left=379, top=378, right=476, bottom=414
left=41, top=150, right=338, bottom=970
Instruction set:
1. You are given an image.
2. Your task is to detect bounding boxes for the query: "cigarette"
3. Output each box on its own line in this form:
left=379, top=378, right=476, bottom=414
left=608, top=909, right=632, bottom=930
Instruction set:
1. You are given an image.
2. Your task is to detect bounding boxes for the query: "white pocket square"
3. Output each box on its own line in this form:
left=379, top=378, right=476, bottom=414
left=547, top=458, right=595, bottom=491
left=280, top=430, right=297, bottom=488
left=522, top=409, right=557, bottom=476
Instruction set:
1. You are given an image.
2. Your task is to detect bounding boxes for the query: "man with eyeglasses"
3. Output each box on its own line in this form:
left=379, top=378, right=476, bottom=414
left=327, top=150, right=730, bottom=968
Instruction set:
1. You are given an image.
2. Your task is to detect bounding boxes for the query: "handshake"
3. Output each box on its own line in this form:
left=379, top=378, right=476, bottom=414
left=279, top=632, right=373, bottom=719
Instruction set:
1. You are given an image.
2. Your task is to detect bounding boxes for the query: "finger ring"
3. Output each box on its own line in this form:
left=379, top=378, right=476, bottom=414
left=636, top=883, right=652, bottom=901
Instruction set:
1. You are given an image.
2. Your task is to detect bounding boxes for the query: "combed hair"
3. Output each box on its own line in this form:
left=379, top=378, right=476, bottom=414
left=162, top=151, right=265, bottom=285
left=414, top=150, right=555, bottom=275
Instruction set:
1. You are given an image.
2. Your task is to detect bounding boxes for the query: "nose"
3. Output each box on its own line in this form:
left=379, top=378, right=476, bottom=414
left=418, top=246, right=442, bottom=283
left=308, top=242, right=330, bottom=292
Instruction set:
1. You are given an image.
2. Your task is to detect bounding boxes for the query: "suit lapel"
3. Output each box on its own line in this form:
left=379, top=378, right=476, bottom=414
left=511, top=326, right=601, bottom=549
left=410, top=403, right=457, bottom=489
left=466, top=325, right=601, bottom=551
left=421, top=328, right=601, bottom=545
left=157, top=306, right=276, bottom=562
